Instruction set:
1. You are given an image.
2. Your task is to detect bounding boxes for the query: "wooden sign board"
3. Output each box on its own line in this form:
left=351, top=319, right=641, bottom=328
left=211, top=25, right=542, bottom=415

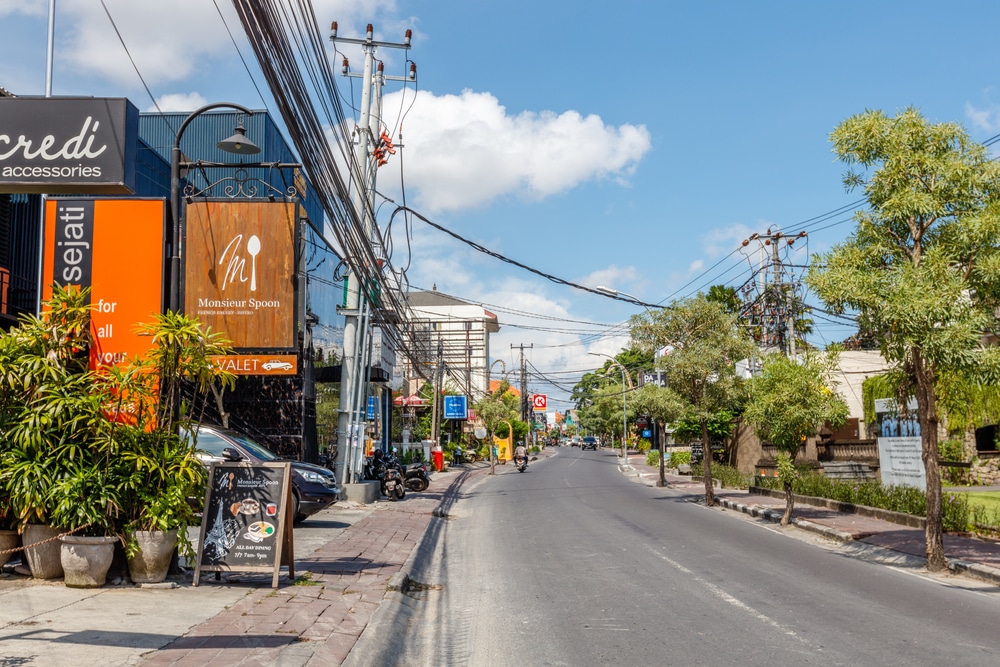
left=193, top=462, right=294, bottom=588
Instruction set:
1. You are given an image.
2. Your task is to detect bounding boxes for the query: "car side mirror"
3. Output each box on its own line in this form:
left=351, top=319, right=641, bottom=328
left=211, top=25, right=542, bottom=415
left=222, top=447, right=243, bottom=462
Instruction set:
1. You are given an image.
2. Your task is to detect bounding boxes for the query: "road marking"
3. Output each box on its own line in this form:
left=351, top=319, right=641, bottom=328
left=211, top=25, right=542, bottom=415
left=643, top=543, right=809, bottom=645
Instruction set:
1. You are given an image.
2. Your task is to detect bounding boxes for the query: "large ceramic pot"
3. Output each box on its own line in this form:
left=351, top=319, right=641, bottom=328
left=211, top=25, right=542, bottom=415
left=127, top=529, right=178, bottom=584
left=0, top=530, right=20, bottom=568
left=23, top=524, right=65, bottom=579
left=60, top=535, right=118, bottom=588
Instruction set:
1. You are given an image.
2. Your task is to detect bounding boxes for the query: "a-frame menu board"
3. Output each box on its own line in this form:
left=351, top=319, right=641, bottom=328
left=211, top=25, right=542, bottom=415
left=193, top=462, right=295, bottom=588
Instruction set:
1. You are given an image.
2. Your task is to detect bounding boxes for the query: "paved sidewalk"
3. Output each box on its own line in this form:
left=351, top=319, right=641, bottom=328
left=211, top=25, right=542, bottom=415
left=0, top=462, right=487, bottom=667
left=6, top=447, right=995, bottom=666
left=620, top=451, right=1000, bottom=584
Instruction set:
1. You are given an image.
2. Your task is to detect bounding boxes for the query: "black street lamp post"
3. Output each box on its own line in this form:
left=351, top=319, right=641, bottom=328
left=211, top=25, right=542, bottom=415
left=168, top=102, right=260, bottom=313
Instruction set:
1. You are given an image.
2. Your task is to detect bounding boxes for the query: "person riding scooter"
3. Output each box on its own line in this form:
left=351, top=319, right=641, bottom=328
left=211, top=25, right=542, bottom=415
left=513, top=443, right=528, bottom=470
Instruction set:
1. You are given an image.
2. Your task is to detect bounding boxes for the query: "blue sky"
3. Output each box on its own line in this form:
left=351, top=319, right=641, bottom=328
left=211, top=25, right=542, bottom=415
left=4, top=0, right=1000, bottom=410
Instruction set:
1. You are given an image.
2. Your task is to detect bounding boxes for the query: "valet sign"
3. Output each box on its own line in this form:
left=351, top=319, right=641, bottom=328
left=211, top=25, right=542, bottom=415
left=0, top=97, right=139, bottom=194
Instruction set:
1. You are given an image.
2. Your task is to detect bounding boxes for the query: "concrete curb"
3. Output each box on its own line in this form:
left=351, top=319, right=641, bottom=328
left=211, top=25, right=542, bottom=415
left=717, top=496, right=1000, bottom=586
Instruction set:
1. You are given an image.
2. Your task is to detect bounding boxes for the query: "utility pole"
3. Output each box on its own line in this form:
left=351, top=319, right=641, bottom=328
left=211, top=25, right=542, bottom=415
left=512, top=343, right=532, bottom=447
left=330, top=23, right=415, bottom=485
left=740, top=229, right=806, bottom=358
left=430, top=338, right=444, bottom=448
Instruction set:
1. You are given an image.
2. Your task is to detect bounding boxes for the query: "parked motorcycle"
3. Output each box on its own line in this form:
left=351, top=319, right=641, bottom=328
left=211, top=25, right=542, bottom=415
left=402, top=460, right=431, bottom=492
left=363, top=450, right=406, bottom=501
left=514, top=455, right=527, bottom=473
left=382, top=465, right=406, bottom=501
left=384, top=450, right=431, bottom=492
left=452, top=446, right=479, bottom=465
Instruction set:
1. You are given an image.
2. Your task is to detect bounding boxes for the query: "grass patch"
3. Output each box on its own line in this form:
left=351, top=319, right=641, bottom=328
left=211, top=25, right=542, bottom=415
left=293, top=571, right=321, bottom=586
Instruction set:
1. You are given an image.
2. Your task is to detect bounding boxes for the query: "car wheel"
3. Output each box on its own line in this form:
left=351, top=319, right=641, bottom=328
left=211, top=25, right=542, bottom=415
left=291, top=490, right=305, bottom=524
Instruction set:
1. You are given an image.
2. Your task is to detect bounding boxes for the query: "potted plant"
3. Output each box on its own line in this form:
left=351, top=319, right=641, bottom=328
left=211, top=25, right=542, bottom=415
left=109, top=312, right=234, bottom=583
left=0, top=285, right=105, bottom=579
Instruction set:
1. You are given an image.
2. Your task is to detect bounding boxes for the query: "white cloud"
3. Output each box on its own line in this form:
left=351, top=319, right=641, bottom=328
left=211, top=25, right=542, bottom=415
left=0, top=0, right=46, bottom=17
left=688, top=259, right=704, bottom=273
left=150, top=92, right=208, bottom=113
left=577, top=265, right=640, bottom=292
left=703, top=223, right=754, bottom=258
left=966, top=102, right=1000, bottom=132
left=382, top=89, right=652, bottom=213
left=36, top=1, right=404, bottom=89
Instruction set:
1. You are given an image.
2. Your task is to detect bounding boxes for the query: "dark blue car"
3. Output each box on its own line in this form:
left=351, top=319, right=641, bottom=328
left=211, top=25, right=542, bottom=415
left=192, top=424, right=339, bottom=523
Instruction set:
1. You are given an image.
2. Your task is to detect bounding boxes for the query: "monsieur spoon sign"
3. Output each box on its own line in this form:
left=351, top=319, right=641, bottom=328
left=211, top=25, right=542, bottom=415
left=0, top=97, right=138, bottom=194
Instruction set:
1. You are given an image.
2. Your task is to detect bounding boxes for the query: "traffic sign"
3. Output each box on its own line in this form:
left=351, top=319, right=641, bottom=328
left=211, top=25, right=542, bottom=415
left=443, top=395, right=468, bottom=420
left=532, top=394, right=547, bottom=411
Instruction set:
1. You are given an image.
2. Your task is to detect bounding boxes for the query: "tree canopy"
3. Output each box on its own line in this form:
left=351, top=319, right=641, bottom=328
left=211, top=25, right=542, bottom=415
left=807, top=107, right=1000, bottom=569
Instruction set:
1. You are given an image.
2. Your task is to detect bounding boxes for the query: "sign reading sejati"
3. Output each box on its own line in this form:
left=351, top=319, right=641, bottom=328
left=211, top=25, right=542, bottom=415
left=0, top=97, right=138, bottom=194
left=42, top=198, right=164, bottom=370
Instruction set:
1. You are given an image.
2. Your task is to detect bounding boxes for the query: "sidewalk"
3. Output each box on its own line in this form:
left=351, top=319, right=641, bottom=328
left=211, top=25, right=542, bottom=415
left=621, top=451, right=1000, bottom=585
left=0, top=463, right=488, bottom=667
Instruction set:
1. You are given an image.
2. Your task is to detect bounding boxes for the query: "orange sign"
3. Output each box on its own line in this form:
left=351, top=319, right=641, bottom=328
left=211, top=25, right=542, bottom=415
left=209, top=354, right=298, bottom=376
left=42, top=198, right=165, bottom=369
left=184, top=201, right=296, bottom=349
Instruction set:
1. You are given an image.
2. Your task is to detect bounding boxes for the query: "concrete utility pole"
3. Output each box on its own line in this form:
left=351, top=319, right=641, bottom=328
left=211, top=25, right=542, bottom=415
left=330, top=23, right=415, bottom=485
left=512, top=343, right=532, bottom=447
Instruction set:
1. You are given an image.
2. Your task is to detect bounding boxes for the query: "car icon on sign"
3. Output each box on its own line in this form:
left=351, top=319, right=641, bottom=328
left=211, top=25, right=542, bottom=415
left=262, top=360, right=294, bottom=371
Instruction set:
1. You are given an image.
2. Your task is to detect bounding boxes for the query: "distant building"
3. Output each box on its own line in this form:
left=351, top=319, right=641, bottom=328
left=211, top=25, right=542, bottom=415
left=405, top=289, right=500, bottom=401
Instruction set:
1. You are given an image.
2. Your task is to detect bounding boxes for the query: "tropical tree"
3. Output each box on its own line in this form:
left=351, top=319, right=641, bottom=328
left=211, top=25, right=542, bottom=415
left=629, top=295, right=756, bottom=505
left=474, top=379, right=520, bottom=471
left=807, top=107, right=1000, bottom=570
left=743, top=350, right=849, bottom=525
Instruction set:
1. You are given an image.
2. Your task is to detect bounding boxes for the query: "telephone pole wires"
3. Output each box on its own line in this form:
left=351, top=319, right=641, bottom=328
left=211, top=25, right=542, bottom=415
left=330, top=23, right=416, bottom=484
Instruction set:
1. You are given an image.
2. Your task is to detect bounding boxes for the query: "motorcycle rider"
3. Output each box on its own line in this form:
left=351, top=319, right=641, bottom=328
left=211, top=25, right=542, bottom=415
left=513, top=443, right=528, bottom=469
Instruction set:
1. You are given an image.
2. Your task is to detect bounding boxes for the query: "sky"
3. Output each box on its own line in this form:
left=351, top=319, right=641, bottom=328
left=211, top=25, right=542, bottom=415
left=4, top=0, right=1000, bottom=412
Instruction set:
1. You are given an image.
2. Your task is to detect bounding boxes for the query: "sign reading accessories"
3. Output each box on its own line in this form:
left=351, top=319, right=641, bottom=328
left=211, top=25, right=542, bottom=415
left=0, top=97, right=138, bottom=194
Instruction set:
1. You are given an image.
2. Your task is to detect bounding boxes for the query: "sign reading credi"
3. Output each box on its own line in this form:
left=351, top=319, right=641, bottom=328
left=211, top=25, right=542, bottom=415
left=0, top=97, right=139, bottom=194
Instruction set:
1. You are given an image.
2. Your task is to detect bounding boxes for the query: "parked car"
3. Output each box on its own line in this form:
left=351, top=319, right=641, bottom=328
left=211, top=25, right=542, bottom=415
left=581, top=436, right=599, bottom=451
left=190, top=424, right=339, bottom=523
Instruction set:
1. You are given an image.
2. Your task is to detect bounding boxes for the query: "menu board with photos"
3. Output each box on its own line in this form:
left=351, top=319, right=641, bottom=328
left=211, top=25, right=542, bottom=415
left=193, top=462, right=294, bottom=588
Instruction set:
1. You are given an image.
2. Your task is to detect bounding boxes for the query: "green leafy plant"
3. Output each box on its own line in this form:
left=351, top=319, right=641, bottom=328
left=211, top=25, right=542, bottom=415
left=0, top=285, right=120, bottom=533
left=637, top=438, right=651, bottom=454
left=645, top=449, right=660, bottom=467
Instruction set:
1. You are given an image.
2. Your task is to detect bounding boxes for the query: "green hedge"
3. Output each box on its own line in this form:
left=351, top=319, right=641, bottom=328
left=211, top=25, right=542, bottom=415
left=755, top=471, right=971, bottom=533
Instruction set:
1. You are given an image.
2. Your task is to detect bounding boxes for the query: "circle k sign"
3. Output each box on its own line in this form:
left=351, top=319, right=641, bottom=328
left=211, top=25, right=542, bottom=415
left=532, top=394, right=547, bottom=411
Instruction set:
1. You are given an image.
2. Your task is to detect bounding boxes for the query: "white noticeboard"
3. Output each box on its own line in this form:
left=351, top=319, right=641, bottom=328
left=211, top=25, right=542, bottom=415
left=874, top=398, right=925, bottom=490
left=877, top=437, right=926, bottom=491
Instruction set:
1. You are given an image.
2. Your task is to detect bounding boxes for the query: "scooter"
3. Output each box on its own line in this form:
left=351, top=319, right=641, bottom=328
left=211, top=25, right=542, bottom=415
left=514, top=455, right=527, bottom=473
left=452, top=446, right=479, bottom=465
left=363, top=451, right=406, bottom=501
left=385, top=451, right=431, bottom=492
left=382, top=466, right=406, bottom=501
left=402, top=460, right=431, bottom=492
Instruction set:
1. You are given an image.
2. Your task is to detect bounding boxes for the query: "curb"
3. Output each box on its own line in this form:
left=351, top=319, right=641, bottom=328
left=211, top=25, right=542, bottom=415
left=717, top=497, right=1000, bottom=586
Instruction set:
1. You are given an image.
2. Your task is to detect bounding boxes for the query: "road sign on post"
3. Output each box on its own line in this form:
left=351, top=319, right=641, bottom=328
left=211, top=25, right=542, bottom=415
left=443, top=395, right=469, bottom=420
left=532, top=394, right=547, bottom=411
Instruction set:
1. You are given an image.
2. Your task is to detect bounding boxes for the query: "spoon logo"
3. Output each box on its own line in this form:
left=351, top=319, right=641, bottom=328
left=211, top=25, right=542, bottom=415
left=218, top=233, right=262, bottom=292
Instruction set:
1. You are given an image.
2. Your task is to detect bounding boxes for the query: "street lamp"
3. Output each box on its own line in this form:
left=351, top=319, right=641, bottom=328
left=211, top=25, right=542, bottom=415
left=169, top=103, right=260, bottom=313
left=589, top=352, right=631, bottom=463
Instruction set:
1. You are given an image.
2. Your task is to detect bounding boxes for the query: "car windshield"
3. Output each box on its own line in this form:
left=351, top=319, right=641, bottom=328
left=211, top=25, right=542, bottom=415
left=228, top=432, right=279, bottom=461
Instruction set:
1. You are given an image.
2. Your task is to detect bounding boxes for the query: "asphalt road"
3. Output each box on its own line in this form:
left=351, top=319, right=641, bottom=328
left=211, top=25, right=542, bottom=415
left=395, top=447, right=1000, bottom=666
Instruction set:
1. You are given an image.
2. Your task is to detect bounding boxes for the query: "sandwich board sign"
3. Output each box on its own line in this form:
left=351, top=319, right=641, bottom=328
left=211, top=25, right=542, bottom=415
left=193, top=461, right=295, bottom=588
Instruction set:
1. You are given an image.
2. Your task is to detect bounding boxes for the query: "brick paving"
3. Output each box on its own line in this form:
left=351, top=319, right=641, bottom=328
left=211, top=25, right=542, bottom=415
left=140, top=468, right=476, bottom=666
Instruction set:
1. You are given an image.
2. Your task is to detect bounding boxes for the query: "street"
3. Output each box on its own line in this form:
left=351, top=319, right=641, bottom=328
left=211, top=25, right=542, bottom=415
left=379, top=448, right=1000, bottom=666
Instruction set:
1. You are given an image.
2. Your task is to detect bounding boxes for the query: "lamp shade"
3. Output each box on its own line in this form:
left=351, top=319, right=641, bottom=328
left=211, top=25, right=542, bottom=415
left=216, top=125, right=261, bottom=154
